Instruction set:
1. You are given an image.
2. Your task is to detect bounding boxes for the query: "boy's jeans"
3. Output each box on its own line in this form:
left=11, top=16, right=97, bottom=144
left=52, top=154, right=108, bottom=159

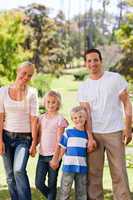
left=60, top=172, right=87, bottom=200
left=2, top=130, right=32, bottom=200
left=35, top=155, right=60, bottom=200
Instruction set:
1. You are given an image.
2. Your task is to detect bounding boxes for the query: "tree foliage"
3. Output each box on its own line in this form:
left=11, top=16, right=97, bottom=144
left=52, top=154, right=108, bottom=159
left=0, top=4, right=73, bottom=85
left=0, top=1, right=132, bottom=85
left=0, top=11, right=32, bottom=86
left=23, top=4, right=72, bottom=74
left=113, top=0, right=133, bottom=81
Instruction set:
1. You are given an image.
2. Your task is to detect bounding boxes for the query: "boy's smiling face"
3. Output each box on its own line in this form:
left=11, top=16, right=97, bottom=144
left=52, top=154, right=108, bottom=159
left=71, top=111, right=87, bottom=131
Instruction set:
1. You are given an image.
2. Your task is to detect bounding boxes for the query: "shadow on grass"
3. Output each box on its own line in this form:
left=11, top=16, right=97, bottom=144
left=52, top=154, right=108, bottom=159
left=103, top=189, right=133, bottom=200
left=0, top=188, right=44, bottom=200
left=0, top=188, right=133, bottom=200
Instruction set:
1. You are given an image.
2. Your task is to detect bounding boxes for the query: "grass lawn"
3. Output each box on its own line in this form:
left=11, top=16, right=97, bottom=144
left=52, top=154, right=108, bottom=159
left=0, top=73, right=133, bottom=199
left=0, top=161, right=133, bottom=199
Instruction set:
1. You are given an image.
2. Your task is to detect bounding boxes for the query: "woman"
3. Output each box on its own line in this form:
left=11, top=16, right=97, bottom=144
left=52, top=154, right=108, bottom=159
left=0, top=61, right=38, bottom=200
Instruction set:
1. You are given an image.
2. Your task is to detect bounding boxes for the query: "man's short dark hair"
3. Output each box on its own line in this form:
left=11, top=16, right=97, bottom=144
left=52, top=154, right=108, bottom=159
left=84, top=49, right=102, bottom=61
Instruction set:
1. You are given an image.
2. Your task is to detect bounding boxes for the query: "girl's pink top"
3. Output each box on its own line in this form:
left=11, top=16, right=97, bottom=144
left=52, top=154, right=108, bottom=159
left=39, top=113, right=68, bottom=156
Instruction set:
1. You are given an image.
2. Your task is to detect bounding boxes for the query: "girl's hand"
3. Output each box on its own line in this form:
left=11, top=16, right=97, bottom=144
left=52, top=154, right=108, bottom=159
left=0, top=140, right=5, bottom=156
left=50, top=159, right=59, bottom=170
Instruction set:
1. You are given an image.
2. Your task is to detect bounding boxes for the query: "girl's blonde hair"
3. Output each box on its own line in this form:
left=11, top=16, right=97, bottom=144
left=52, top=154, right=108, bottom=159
left=43, top=90, right=62, bottom=111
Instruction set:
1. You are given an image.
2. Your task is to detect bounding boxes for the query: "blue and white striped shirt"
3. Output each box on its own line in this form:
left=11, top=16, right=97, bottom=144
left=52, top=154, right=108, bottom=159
left=59, top=128, right=88, bottom=174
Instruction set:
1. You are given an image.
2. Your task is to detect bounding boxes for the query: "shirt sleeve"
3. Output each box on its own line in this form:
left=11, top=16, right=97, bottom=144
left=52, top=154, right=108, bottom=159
left=59, top=131, right=68, bottom=149
left=0, top=87, right=5, bottom=113
left=29, top=88, right=39, bottom=116
left=77, top=82, right=88, bottom=102
left=116, top=73, right=128, bottom=94
left=57, top=116, right=69, bottom=128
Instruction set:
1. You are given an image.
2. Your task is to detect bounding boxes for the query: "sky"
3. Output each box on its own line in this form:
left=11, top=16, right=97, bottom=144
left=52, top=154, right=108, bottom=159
left=0, top=0, right=118, bottom=18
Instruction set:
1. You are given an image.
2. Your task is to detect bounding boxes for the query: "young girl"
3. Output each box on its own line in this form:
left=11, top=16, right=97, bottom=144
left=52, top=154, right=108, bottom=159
left=35, top=90, right=68, bottom=200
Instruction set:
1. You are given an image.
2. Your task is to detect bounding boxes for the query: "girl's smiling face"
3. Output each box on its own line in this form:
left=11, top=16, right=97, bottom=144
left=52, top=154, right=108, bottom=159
left=45, top=95, right=59, bottom=113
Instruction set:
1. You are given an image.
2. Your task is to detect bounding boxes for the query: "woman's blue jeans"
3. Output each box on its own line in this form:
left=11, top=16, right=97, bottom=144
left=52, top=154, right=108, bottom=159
left=2, top=130, right=32, bottom=200
left=35, top=155, right=60, bottom=200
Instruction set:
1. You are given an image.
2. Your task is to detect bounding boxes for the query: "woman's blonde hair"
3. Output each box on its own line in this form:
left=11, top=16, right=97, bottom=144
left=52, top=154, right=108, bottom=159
left=18, top=61, right=35, bottom=70
left=43, top=90, right=62, bottom=111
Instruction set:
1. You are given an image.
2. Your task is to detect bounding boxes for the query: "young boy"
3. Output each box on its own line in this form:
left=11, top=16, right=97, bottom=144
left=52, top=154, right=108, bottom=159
left=50, top=106, right=88, bottom=200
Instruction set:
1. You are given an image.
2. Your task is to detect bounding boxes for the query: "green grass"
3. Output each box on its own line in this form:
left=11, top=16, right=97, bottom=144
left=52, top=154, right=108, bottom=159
left=0, top=73, right=133, bottom=199
left=128, top=143, right=133, bottom=148
left=50, top=74, right=81, bottom=123
left=0, top=168, right=133, bottom=200
left=62, top=67, right=86, bottom=75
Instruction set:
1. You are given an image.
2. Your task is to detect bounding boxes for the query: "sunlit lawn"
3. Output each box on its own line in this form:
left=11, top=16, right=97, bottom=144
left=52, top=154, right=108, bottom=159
left=0, top=72, right=133, bottom=199
left=0, top=158, right=133, bottom=200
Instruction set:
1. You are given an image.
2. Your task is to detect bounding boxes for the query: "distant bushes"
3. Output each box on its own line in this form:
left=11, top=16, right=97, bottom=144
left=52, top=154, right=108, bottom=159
left=39, top=105, right=46, bottom=114
left=31, top=73, right=53, bottom=97
left=73, top=70, right=88, bottom=81
left=31, top=73, right=54, bottom=114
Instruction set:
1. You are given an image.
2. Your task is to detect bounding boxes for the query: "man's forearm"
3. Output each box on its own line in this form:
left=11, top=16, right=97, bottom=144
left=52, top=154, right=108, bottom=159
left=124, top=101, right=132, bottom=133
left=87, top=112, right=92, bottom=129
left=125, top=115, right=132, bottom=133
left=86, top=114, right=93, bottom=138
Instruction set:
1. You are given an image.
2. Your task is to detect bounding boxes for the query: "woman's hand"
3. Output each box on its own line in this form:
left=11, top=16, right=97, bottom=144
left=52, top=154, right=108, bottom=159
left=0, top=140, right=5, bottom=155
left=29, top=143, right=36, bottom=157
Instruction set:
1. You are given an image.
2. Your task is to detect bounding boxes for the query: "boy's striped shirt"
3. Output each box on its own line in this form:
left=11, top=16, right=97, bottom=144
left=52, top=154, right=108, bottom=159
left=59, top=128, right=88, bottom=174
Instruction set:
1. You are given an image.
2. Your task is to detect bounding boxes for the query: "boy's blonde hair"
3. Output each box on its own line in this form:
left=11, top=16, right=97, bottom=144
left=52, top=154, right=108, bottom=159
left=43, top=90, right=62, bottom=110
left=70, top=106, right=87, bottom=119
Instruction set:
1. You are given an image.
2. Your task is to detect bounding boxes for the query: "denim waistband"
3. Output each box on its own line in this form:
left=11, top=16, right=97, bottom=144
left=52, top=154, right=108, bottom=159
left=4, top=130, right=31, bottom=139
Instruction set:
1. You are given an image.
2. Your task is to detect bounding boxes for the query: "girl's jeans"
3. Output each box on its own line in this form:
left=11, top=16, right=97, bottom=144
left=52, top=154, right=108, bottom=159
left=35, top=154, right=60, bottom=200
left=2, top=130, right=32, bottom=200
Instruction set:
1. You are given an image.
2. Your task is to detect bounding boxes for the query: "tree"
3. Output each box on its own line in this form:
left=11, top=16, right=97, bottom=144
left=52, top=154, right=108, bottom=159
left=23, top=4, right=69, bottom=74
left=100, top=0, right=110, bottom=35
left=85, top=0, right=95, bottom=49
left=0, top=11, right=31, bottom=86
left=111, top=0, right=133, bottom=81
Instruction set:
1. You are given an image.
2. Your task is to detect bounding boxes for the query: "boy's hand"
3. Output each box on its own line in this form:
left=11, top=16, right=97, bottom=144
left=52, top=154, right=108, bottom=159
left=88, top=137, right=97, bottom=153
left=50, top=159, right=59, bottom=170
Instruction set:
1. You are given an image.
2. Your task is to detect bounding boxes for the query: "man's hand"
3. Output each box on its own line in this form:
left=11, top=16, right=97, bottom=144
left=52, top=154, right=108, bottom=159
left=122, top=129, right=132, bottom=145
left=0, top=140, right=5, bottom=156
left=88, top=137, right=97, bottom=153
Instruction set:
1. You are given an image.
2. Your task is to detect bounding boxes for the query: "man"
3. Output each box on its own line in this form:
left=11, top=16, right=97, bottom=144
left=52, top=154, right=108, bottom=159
left=77, top=48, right=132, bottom=200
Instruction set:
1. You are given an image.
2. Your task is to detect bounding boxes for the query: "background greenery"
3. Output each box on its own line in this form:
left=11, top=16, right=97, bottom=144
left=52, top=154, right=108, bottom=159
left=0, top=0, right=132, bottom=89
